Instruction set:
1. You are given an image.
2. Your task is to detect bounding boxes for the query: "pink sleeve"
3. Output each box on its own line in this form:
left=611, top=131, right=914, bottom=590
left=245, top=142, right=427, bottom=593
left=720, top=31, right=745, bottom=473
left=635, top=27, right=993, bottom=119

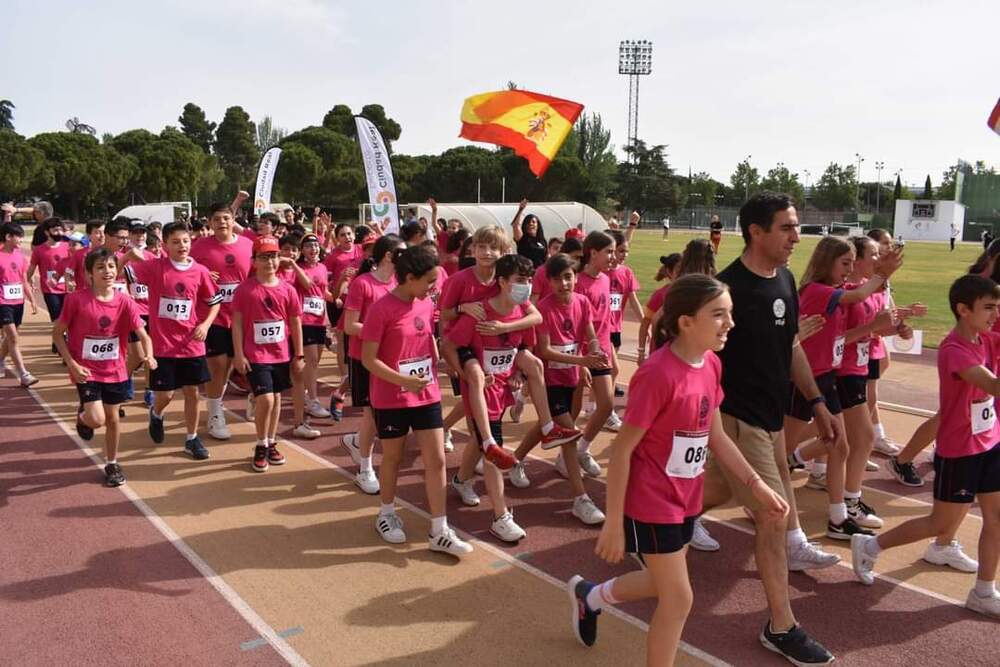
left=124, top=297, right=144, bottom=333
left=287, top=284, right=302, bottom=317
left=622, top=364, right=671, bottom=430
left=57, top=292, right=76, bottom=326
left=360, top=302, right=385, bottom=344
left=943, top=343, right=983, bottom=377
left=446, top=315, right=476, bottom=348
left=344, top=278, right=368, bottom=312
left=198, top=269, right=218, bottom=304
left=439, top=273, right=464, bottom=311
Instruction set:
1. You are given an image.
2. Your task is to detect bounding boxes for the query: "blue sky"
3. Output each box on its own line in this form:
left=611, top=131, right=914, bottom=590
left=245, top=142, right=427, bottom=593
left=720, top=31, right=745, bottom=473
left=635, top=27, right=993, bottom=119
left=4, top=0, right=998, bottom=187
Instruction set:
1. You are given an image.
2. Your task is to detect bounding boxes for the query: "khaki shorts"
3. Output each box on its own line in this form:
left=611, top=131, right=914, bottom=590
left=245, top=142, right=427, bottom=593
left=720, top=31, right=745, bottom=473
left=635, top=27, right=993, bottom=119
left=703, top=413, right=787, bottom=512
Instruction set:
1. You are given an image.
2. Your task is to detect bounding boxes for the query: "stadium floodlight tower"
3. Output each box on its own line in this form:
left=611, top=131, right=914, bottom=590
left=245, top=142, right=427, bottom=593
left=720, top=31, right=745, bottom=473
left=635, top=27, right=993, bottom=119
left=618, top=39, right=653, bottom=164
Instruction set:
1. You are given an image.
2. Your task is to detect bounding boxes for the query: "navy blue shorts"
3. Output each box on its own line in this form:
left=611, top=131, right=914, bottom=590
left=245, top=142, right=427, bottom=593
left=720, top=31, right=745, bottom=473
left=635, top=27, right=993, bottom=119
left=150, top=356, right=211, bottom=391
left=547, top=385, right=575, bottom=417
left=247, top=362, right=292, bottom=395
left=43, top=293, right=65, bottom=322
left=77, top=380, right=131, bottom=406
left=0, top=304, right=24, bottom=327
left=205, top=325, right=234, bottom=358
left=349, top=356, right=370, bottom=408
left=624, top=515, right=695, bottom=555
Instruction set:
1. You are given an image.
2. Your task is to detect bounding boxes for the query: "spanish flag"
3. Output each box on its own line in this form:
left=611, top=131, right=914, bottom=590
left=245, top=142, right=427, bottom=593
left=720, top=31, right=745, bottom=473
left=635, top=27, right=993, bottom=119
left=460, top=90, right=584, bottom=178
left=990, top=98, right=1000, bottom=136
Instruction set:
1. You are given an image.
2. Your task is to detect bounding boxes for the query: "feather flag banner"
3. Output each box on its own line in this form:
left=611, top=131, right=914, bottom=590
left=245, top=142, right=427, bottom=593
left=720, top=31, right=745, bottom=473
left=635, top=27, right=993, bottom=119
left=989, top=97, right=1000, bottom=136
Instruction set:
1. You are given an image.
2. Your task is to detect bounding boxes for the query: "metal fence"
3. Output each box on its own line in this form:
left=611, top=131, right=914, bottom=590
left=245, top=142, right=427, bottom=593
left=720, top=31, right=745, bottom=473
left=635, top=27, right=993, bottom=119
left=637, top=207, right=872, bottom=232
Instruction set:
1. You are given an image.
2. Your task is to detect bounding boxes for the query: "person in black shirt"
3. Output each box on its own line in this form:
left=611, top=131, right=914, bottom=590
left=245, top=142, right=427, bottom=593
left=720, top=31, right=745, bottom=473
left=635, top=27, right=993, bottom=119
left=511, top=199, right=547, bottom=268
left=709, top=215, right=723, bottom=254
left=701, top=192, right=838, bottom=667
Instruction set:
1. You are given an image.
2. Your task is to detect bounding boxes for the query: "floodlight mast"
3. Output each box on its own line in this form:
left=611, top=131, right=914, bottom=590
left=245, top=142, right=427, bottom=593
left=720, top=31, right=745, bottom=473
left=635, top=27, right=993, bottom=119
left=618, top=39, right=653, bottom=164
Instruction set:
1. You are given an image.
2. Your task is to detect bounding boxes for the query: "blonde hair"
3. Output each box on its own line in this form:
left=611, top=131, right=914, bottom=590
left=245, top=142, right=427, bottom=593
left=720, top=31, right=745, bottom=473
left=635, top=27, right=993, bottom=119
left=800, top=236, right=853, bottom=289
left=471, top=224, right=510, bottom=253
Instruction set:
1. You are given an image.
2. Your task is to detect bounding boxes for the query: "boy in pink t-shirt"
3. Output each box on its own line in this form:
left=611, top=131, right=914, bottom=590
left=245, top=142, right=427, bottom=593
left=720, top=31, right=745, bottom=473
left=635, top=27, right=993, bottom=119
left=27, top=218, right=69, bottom=324
left=233, top=235, right=304, bottom=473
left=53, top=247, right=153, bottom=488
left=852, top=274, right=1000, bottom=619
left=0, top=223, right=39, bottom=386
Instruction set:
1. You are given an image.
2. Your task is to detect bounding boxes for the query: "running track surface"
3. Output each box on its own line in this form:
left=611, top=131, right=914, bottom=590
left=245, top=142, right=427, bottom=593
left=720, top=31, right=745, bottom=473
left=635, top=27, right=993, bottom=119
left=2, top=311, right=998, bottom=666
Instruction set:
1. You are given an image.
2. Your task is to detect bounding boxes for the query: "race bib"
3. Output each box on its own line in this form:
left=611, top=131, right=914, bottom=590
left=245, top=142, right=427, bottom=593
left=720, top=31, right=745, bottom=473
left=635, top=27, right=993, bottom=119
left=219, top=282, right=239, bottom=303
left=972, top=397, right=996, bottom=436
left=129, top=283, right=148, bottom=300
left=832, top=335, right=845, bottom=368
left=609, top=292, right=623, bottom=312
left=158, top=297, right=192, bottom=321
left=399, top=356, right=433, bottom=390
left=549, top=342, right=577, bottom=370
left=2, top=283, right=23, bottom=301
left=666, top=431, right=709, bottom=479
left=856, top=340, right=870, bottom=367
left=113, top=281, right=128, bottom=294
left=82, top=336, right=119, bottom=361
left=46, top=270, right=65, bottom=285
left=483, top=347, right=516, bottom=375
left=302, top=296, right=325, bottom=316
left=254, top=320, right=285, bottom=345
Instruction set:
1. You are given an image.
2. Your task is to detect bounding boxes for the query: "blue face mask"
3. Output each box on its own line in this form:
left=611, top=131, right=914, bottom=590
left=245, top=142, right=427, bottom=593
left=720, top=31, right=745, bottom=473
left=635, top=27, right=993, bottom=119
left=510, top=282, right=531, bottom=304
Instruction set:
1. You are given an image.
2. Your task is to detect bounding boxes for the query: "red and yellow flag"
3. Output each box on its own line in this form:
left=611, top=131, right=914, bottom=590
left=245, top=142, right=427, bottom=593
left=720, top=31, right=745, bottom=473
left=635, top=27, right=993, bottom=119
left=989, top=98, right=1000, bottom=136
left=460, top=90, right=584, bottom=177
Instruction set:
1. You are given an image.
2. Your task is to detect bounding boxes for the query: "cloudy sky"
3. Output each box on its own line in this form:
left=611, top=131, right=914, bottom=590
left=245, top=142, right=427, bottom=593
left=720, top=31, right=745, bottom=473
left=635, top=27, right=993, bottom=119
left=4, top=0, right=998, bottom=187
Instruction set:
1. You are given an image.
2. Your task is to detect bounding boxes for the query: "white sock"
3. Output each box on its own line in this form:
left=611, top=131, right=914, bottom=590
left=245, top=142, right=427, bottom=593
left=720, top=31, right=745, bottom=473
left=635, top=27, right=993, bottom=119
left=107, top=458, right=117, bottom=465
left=844, top=489, right=862, bottom=500
left=430, top=515, right=448, bottom=536
left=812, top=461, right=827, bottom=476
left=186, top=433, right=197, bottom=441
left=481, top=436, right=497, bottom=452
left=575, top=494, right=590, bottom=503
left=577, top=437, right=591, bottom=454
left=360, top=456, right=373, bottom=473
left=379, top=502, right=395, bottom=516
left=786, top=528, right=807, bottom=548
left=585, top=579, right=620, bottom=611
left=864, top=536, right=882, bottom=558
left=151, top=408, right=163, bottom=420
left=540, top=421, right=554, bottom=435
left=829, top=502, right=848, bottom=524
left=874, top=423, right=885, bottom=439
left=257, top=439, right=267, bottom=447
left=792, top=449, right=807, bottom=465
left=974, top=579, right=997, bottom=597
left=207, top=397, right=222, bottom=416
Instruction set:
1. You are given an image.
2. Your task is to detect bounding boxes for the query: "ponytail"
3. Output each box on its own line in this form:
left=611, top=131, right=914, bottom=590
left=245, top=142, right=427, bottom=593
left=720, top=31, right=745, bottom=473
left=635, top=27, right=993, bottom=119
left=359, top=233, right=402, bottom=275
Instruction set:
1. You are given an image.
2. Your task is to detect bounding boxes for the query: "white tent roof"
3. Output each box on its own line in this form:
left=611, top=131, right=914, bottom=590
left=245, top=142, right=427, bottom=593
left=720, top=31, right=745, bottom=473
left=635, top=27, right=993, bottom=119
left=398, top=202, right=609, bottom=236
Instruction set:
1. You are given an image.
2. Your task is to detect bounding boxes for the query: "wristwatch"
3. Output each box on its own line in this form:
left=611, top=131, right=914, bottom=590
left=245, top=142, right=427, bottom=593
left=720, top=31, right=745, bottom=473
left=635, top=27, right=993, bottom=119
left=807, top=395, right=826, bottom=407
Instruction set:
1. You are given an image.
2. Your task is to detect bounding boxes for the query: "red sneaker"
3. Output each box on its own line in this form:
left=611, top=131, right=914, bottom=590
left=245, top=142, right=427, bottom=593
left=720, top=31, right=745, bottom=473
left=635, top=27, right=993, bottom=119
left=540, top=424, right=583, bottom=450
left=267, top=444, right=286, bottom=466
left=484, top=443, right=517, bottom=470
left=252, top=445, right=269, bottom=472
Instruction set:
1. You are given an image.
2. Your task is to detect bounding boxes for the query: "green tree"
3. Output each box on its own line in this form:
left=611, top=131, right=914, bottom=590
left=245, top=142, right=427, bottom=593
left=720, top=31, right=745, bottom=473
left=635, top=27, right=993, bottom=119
left=420, top=146, right=504, bottom=202
left=358, top=104, right=401, bottom=152
left=273, top=143, right=322, bottom=203
left=322, top=105, right=356, bottom=138
left=923, top=174, right=933, bottom=198
left=214, top=106, right=259, bottom=193
left=761, top=164, right=806, bottom=205
left=938, top=165, right=959, bottom=201
left=0, top=129, right=53, bottom=195
left=134, top=128, right=203, bottom=202
left=0, top=100, right=14, bottom=131
left=280, top=127, right=357, bottom=170
left=727, top=160, right=760, bottom=205
left=256, top=116, right=286, bottom=152
left=27, top=132, right=134, bottom=218
left=687, top=172, right=724, bottom=210
left=571, top=112, right=617, bottom=208
left=178, top=103, right=216, bottom=153
left=615, top=141, right=677, bottom=212
left=811, top=163, right=857, bottom=210
left=196, top=152, right=225, bottom=205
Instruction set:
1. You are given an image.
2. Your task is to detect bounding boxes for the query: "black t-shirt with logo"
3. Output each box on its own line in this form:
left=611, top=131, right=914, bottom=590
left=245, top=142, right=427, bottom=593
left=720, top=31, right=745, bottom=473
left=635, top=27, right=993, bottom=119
left=716, top=257, right=799, bottom=431
left=710, top=220, right=723, bottom=234
left=517, top=235, right=547, bottom=269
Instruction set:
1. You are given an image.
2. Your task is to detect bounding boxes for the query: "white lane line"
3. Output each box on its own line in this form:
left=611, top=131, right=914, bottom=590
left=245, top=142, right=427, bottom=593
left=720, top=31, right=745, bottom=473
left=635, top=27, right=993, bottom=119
left=26, top=387, right=310, bottom=667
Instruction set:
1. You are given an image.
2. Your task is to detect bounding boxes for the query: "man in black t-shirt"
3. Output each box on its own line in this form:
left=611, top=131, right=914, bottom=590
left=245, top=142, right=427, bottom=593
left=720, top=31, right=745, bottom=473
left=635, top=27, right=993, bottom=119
left=709, top=215, right=723, bottom=254
left=701, top=192, right=838, bottom=666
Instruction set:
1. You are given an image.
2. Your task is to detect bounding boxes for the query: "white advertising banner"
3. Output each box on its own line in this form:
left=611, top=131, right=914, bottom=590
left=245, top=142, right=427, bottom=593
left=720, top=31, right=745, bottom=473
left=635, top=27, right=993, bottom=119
left=884, top=330, right=924, bottom=356
left=355, top=116, right=400, bottom=234
left=254, top=147, right=282, bottom=216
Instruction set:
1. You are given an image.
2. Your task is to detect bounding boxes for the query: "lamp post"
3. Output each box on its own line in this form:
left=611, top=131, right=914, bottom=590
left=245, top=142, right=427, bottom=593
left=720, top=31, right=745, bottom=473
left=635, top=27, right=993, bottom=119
left=744, top=154, right=752, bottom=200
left=874, top=161, right=884, bottom=215
left=855, top=152, right=865, bottom=211
left=618, top=40, right=653, bottom=164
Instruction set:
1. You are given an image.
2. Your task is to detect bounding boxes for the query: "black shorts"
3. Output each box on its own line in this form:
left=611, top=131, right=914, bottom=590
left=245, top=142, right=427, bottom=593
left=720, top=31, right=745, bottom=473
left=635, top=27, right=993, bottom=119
left=590, top=367, right=612, bottom=378
left=933, top=444, right=1000, bottom=503
left=205, top=325, right=234, bottom=358
left=302, top=325, right=326, bottom=347
left=788, top=370, right=842, bottom=421
left=150, top=356, right=211, bottom=391
left=349, top=356, right=371, bottom=408
left=836, top=374, right=868, bottom=410
left=472, top=418, right=504, bottom=446
left=43, top=293, right=65, bottom=322
left=374, top=402, right=444, bottom=440
left=867, top=358, right=881, bottom=380
left=450, top=375, right=462, bottom=397
left=547, top=385, right=576, bottom=417
left=77, top=380, right=131, bottom=406
left=457, top=346, right=477, bottom=368
left=0, top=304, right=24, bottom=327
left=247, top=362, right=292, bottom=395
left=128, top=314, right=150, bottom=343
left=327, top=302, right=343, bottom=328
left=624, top=515, right=695, bottom=555
left=610, top=331, right=622, bottom=350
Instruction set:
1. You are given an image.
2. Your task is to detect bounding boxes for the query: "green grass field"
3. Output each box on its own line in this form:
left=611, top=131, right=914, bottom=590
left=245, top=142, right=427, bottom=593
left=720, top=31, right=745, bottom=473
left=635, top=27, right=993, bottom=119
left=625, top=229, right=981, bottom=349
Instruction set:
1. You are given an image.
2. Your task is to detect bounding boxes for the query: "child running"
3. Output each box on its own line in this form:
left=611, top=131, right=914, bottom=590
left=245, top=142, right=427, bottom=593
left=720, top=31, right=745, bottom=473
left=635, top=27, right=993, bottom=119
left=291, top=233, right=334, bottom=424
left=53, top=248, right=154, bottom=487
left=361, top=245, right=472, bottom=557
left=568, top=274, right=788, bottom=662
left=0, top=223, right=39, bottom=385
left=851, top=274, right=1000, bottom=619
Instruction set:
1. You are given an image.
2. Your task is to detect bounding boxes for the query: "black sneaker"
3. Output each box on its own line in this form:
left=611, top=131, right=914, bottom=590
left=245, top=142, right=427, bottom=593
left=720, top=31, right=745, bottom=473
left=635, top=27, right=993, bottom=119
left=185, top=436, right=210, bottom=460
left=118, top=406, right=126, bottom=418
left=76, top=414, right=94, bottom=441
left=890, top=456, right=924, bottom=487
left=787, top=453, right=805, bottom=472
left=567, top=575, right=600, bottom=647
left=760, top=622, right=834, bottom=665
left=148, top=409, right=165, bottom=444
left=826, top=517, right=875, bottom=541
left=104, top=463, right=126, bottom=487
left=614, top=386, right=625, bottom=398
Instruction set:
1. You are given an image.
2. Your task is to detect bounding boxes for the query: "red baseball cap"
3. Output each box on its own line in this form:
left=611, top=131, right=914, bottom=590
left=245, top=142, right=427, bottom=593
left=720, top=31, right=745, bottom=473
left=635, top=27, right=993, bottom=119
left=565, top=227, right=585, bottom=241
left=253, top=235, right=280, bottom=255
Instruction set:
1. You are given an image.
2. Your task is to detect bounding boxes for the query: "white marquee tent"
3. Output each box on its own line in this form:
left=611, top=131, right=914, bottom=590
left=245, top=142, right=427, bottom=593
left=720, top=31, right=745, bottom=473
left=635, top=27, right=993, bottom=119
left=361, top=201, right=609, bottom=236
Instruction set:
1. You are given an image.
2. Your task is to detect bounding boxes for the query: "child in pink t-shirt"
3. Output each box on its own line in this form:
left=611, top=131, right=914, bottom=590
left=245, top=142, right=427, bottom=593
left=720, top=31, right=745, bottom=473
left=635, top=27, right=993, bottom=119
left=605, top=230, right=643, bottom=397
left=568, top=274, right=788, bottom=661
left=361, top=245, right=472, bottom=558
left=637, top=253, right=681, bottom=363
left=852, top=274, right=1000, bottom=619
left=0, top=223, right=39, bottom=386
left=233, top=235, right=304, bottom=473
left=293, top=234, right=335, bottom=424
left=53, top=247, right=153, bottom=488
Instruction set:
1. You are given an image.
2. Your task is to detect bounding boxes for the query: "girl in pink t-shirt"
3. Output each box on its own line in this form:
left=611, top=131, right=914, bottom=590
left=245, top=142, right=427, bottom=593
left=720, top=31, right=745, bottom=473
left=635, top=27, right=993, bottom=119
left=324, top=224, right=365, bottom=418
left=637, top=253, right=681, bottom=363
left=605, top=230, right=643, bottom=392
left=0, top=223, right=39, bottom=386
left=276, top=235, right=321, bottom=439
left=293, top=235, right=335, bottom=425
left=361, top=245, right=472, bottom=558
left=569, top=274, right=787, bottom=661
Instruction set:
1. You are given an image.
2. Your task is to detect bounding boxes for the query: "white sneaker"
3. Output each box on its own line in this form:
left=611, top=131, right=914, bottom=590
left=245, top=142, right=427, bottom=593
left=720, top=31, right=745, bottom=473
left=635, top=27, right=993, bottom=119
left=341, top=433, right=362, bottom=466
left=850, top=534, right=878, bottom=585
left=510, top=390, right=525, bottom=423
left=873, top=436, right=901, bottom=456
left=922, top=540, right=979, bottom=573
left=355, top=468, right=380, bottom=494
left=207, top=413, right=231, bottom=440
left=376, top=512, right=405, bottom=544
left=451, top=475, right=480, bottom=506
left=788, top=540, right=841, bottom=571
left=20, top=372, right=39, bottom=387
left=554, top=451, right=573, bottom=479
left=572, top=496, right=605, bottom=525
left=246, top=394, right=255, bottom=421
left=846, top=497, right=884, bottom=529
left=966, top=589, right=1000, bottom=619
left=689, top=518, right=720, bottom=552
left=429, top=526, right=473, bottom=556
left=577, top=451, right=602, bottom=477
left=474, top=457, right=484, bottom=475
left=306, top=398, right=331, bottom=419
left=865, top=459, right=880, bottom=472
left=490, top=511, right=526, bottom=542
left=603, top=411, right=622, bottom=432
left=508, top=461, right=530, bottom=488
left=443, top=429, right=454, bottom=453
left=805, top=472, right=827, bottom=490
left=293, top=423, right=321, bottom=439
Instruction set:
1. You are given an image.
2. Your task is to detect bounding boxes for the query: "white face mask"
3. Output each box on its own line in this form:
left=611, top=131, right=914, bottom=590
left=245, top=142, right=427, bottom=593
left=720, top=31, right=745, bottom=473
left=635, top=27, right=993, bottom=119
left=510, top=282, right=531, bottom=304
